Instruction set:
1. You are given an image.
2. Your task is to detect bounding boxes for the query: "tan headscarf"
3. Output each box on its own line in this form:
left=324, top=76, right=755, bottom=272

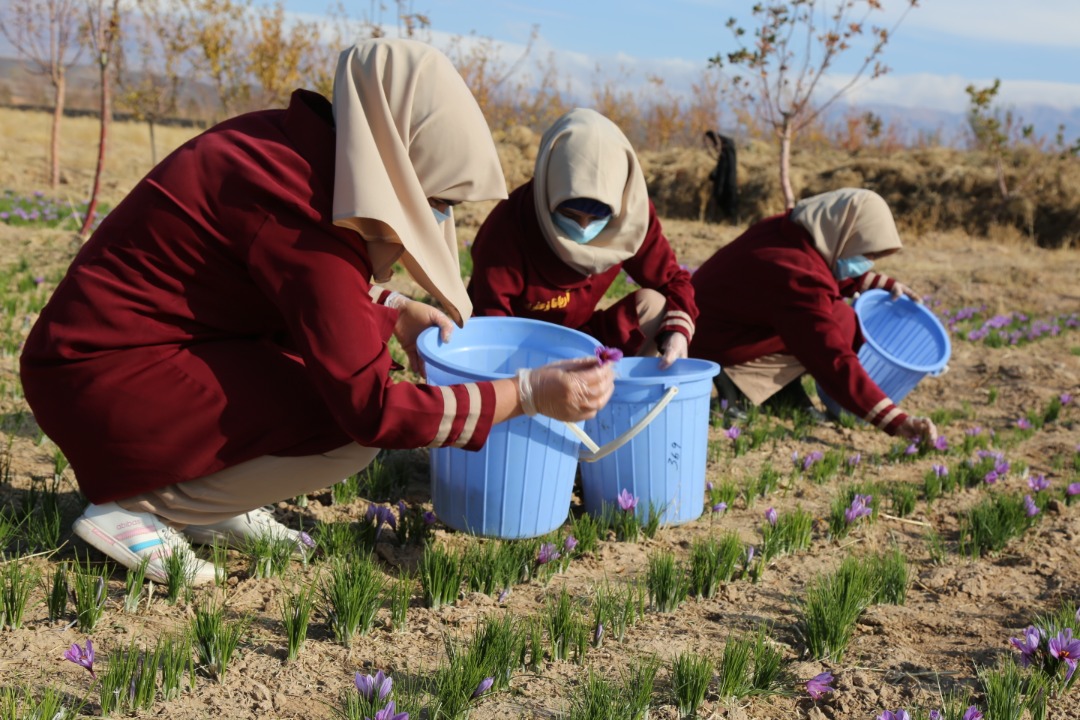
left=332, top=38, right=507, bottom=326
left=533, top=108, right=650, bottom=276
left=790, top=188, right=902, bottom=270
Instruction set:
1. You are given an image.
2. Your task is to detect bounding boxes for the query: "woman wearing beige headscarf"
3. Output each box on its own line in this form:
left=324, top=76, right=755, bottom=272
left=690, top=188, right=937, bottom=441
left=20, top=38, right=614, bottom=583
left=468, top=108, right=698, bottom=369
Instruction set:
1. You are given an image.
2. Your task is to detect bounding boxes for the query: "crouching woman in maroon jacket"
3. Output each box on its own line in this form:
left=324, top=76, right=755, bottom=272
left=467, top=108, right=698, bottom=369
left=689, top=188, right=937, bottom=442
left=19, top=39, right=614, bottom=584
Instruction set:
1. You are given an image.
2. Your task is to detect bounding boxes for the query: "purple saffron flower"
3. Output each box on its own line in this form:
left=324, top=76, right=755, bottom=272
left=725, top=426, right=742, bottom=441
left=1076, top=606, right=1080, bottom=624
left=372, top=700, right=409, bottom=720
left=805, top=671, right=834, bottom=700
left=719, top=399, right=729, bottom=412
left=933, top=435, right=949, bottom=451
left=355, top=670, right=393, bottom=702
left=1023, top=495, right=1040, bottom=517
left=966, top=426, right=982, bottom=436
left=847, top=453, right=861, bottom=468
left=422, top=510, right=437, bottom=525
left=706, top=481, right=714, bottom=492
left=1010, top=626, right=1043, bottom=667
left=1016, top=417, right=1032, bottom=430
left=594, top=621, right=604, bottom=645
left=1049, top=629, right=1080, bottom=681
left=63, top=639, right=95, bottom=678
left=563, top=535, right=578, bottom=553
left=471, top=676, right=494, bottom=699
left=904, top=442, right=919, bottom=456
left=929, top=712, right=942, bottom=720
left=745, top=546, right=755, bottom=565
left=764, top=507, right=778, bottom=526
left=366, top=504, right=397, bottom=532
left=33, top=275, right=44, bottom=285
left=497, top=587, right=511, bottom=603
left=1062, top=392, right=1073, bottom=405
left=595, top=346, right=624, bottom=366
left=802, top=451, right=824, bottom=471
left=962, top=707, right=983, bottom=720
left=617, top=488, right=638, bottom=512
left=536, top=543, right=560, bottom=566
left=983, top=470, right=999, bottom=485
left=932, top=463, right=948, bottom=478
left=1027, top=474, right=1050, bottom=492
left=1068, top=483, right=1080, bottom=497
left=297, top=531, right=316, bottom=549
left=711, top=501, right=728, bottom=514
left=877, top=710, right=911, bottom=720
left=844, top=494, right=873, bottom=524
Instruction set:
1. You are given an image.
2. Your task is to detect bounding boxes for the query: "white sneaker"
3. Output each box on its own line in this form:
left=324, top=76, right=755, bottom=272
left=72, top=502, right=216, bottom=585
left=183, top=507, right=313, bottom=552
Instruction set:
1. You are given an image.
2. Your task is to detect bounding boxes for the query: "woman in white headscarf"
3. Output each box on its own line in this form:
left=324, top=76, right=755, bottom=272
left=20, top=39, right=614, bottom=583
left=690, top=188, right=937, bottom=441
left=468, top=108, right=698, bottom=370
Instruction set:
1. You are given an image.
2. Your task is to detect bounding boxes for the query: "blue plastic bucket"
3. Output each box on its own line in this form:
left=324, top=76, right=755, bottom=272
left=579, top=357, right=720, bottom=526
left=818, top=289, right=951, bottom=418
left=417, top=317, right=602, bottom=539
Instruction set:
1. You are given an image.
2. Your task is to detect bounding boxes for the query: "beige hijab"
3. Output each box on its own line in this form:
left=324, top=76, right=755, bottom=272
left=790, top=188, right=902, bottom=270
left=332, top=38, right=507, bottom=325
left=533, top=108, right=650, bottom=276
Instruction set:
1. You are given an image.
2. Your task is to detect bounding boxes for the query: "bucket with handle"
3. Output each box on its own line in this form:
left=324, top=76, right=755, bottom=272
left=417, top=316, right=601, bottom=539
left=818, top=289, right=951, bottom=419
left=577, top=357, right=721, bottom=526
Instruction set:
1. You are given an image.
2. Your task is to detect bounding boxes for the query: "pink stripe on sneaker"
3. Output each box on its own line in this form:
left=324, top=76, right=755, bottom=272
left=114, top=526, right=158, bottom=541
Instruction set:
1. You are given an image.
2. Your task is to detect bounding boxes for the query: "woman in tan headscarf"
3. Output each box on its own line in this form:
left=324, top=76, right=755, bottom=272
left=468, top=108, right=698, bottom=369
left=20, top=39, right=614, bottom=583
left=689, top=188, right=937, bottom=441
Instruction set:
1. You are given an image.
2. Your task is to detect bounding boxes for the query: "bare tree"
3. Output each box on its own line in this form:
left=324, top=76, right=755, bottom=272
left=1, top=0, right=84, bottom=188
left=711, top=0, right=918, bottom=208
left=79, top=0, right=121, bottom=237
left=114, top=0, right=190, bottom=165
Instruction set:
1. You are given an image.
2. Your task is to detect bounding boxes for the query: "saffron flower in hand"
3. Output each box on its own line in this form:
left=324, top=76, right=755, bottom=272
left=63, top=639, right=95, bottom=678
left=617, top=488, right=638, bottom=512
left=805, top=670, right=834, bottom=700
left=595, top=346, right=624, bottom=366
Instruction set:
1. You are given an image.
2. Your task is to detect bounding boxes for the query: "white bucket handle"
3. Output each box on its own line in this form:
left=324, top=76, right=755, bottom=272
left=574, top=385, right=680, bottom=463
left=930, top=364, right=949, bottom=377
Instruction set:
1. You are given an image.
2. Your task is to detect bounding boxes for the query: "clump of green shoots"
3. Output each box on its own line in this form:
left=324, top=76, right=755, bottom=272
left=45, top=561, right=69, bottom=621
left=959, top=492, right=1039, bottom=557
left=123, top=557, right=152, bottom=614
left=760, top=507, right=813, bottom=562
left=72, top=555, right=108, bottom=632
left=545, top=586, right=587, bottom=663
left=244, top=531, right=298, bottom=579
left=646, top=549, right=689, bottom=613
left=419, top=542, right=462, bottom=610
left=280, top=584, right=315, bottom=661
left=387, top=572, right=413, bottom=633
left=320, top=553, right=385, bottom=647
left=671, top=651, right=713, bottom=718
left=191, top=597, right=248, bottom=682
left=1, top=555, right=38, bottom=630
left=688, top=532, right=743, bottom=599
left=798, top=556, right=876, bottom=662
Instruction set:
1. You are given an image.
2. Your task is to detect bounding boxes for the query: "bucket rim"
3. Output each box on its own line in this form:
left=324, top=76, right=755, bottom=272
left=417, top=316, right=603, bottom=380
left=608, top=356, right=721, bottom=385
left=854, top=290, right=952, bottom=374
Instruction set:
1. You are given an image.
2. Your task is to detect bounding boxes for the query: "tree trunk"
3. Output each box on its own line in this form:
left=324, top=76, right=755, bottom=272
left=779, top=119, right=795, bottom=210
left=148, top=120, right=157, bottom=166
left=50, top=73, right=66, bottom=189
left=80, top=61, right=112, bottom=238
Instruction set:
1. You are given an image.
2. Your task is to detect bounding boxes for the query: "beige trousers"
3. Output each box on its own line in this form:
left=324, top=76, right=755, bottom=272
left=117, top=442, right=380, bottom=526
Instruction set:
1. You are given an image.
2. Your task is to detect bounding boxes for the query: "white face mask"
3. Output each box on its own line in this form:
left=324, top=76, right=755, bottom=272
left=833, top=255, right=874, bottom=280
left=431, top=206, right=452, bottom=224
left=552, top=212, right=610, bottom=244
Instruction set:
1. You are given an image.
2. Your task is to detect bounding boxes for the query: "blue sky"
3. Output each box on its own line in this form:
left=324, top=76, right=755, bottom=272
left=265, top=0, right=1080, bottom=117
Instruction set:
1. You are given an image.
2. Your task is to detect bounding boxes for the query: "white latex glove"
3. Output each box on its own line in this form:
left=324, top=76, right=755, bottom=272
left=385, top=292, right=455, bottom=374
left=896, top=415, right=938, bottom=443
left=890, top=282, right=921, bottom=303
left=658, top=331, right=689, bottom=370
left=516, top=357, right=615, bottom=422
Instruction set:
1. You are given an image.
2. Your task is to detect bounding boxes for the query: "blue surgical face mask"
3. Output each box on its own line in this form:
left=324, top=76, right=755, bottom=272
left=431, top=206, right=452, bottom=224
left=834, top=255, right=874, bottom=280
left=552, top=212, right=610, bottom=244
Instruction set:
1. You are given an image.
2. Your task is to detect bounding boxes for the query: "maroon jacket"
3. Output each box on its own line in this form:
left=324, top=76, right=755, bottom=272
left=467, top=180, right=698, bottom=354
left=20, top=90, right=497, bottom=503
left=689, top=212, right=907, bottom=434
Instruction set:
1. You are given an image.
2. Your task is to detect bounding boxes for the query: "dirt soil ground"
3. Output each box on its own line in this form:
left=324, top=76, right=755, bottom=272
left=1, top=113, right=1079, bottom=719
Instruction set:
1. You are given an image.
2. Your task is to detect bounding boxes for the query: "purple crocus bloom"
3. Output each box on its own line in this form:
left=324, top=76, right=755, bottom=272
left=877, top=710, right=911, bottom=720
left=471, top=676, right=494, bottom=699
left=764, top=507, right=778, bottom=526
left=719, top=399, right=729, bottom=412
left=966, top=426, right=982, bottom=436
left=355, top=669, right=393, bottom=702
left=844, top=494, right=873, bottom=524
left=1010, top=625, right=1043, bottom=667
left=933, top=435, right=949, bottom=451
left=1067, top=483, right=1080, bottom=496
left=1016, top=417, right=1032, bottom=430
left=983, top=470, right=999, bottom=485
left=745, top=546, right=755, bottom=565
left=802, top=451, right=824, bottom=471
left=594, top=621, right=604, bottom=645
left=497, top=587, right=511, bottom=603
left=847, top=453, right=861, bottom=468
left=595, top=346, right=624, bottom=366
left=711, top=501, right=727, bottom=514
left=33, top=275, right=45, bottom=285
left=536, top=543, right=560, bottom=566
left=296, top=531, right=316, bottom=549
left=617, top=488, right=638, bottom=512
left=1027, top=475, right=1050, bottom=492
left=422, top=510, right=437, bottom=525
left=962, top=707, right=983, bottom=720
left=1023, top=495, right=1040, bottom=517
left=63, top=639, right=95, bottom=678
left=706, top=481, right=714, bottom=492
left=805, top=671, right=834, bottom=700
left=725, top=426, right=741, bottom=441
left=929, top=712, right=942, bottom=720
left=563, top=535, right=578, bottom=553
left=904, top=442, right=919, bottom=456
left=372, top=700, right=409, bottom=720
left=932, top=463, right=948, bottom=478
left=1048, top=629, right=1080, bottom=681
left=1061, top=392, right=1073, bottom=405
